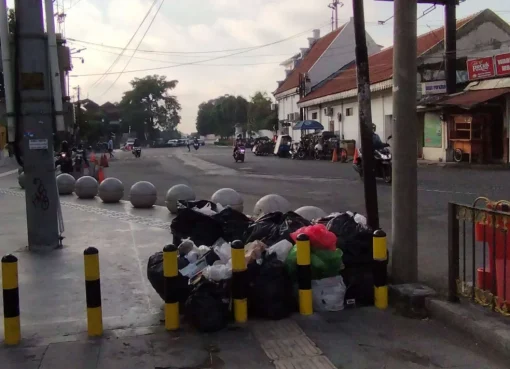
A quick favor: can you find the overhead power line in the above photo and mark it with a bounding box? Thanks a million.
[71,22,331,77]
[99,0,165,97]
[89,0,160,90]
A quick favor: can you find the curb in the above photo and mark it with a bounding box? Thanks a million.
[426,298,510,360]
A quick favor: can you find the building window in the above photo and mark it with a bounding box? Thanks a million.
[346,107,353,116]
[311,112,318,119]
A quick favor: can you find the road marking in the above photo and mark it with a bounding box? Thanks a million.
[0,169,18,178]
[418,187,477,195]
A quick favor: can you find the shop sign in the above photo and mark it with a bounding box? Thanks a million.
[467,57,495,80]
[421,80,447,95]
[495,53,510,76]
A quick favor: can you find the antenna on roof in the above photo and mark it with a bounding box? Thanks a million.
[328,1,343,31]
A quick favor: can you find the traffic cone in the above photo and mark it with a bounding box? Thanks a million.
[331,148,339,163]
[353,148,359,164]
[90,152,96,163]
[97,166,105,183]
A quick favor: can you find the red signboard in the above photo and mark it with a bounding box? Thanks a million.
[467,57,495,80]
[495,53,510,77]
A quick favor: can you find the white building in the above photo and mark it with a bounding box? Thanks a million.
[273,19,381,141]
[298,9,510,161]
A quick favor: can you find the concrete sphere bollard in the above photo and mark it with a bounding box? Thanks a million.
[75,176,99,199]
[57,173,76,195]
[253,194,291,218]
[130,181,157,208]
[211,188,244,213]
[18,171,25,189]
[295,206,327,221]
[165,184,195,214]
[98,177,124,203]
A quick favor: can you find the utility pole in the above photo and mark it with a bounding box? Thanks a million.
[391,0,418,283]
[352,0,379,230]
[444,0,457,94]
[328,1,343,31]
[16,0,61,250]
[74,85,81,142]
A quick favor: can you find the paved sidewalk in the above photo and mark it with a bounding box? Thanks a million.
[0,173,507,368]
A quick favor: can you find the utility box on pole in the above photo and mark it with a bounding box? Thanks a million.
[16,0,61,250]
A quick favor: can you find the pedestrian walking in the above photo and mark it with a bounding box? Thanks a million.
[187,139,191,152]
[108,137,114,159]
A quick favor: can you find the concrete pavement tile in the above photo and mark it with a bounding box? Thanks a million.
[151,332,211,368]
[96,336,155,369]
[39,341,100,369]
[0,346,47,369]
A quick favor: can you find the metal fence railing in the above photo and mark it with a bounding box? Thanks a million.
[448,200,510,316]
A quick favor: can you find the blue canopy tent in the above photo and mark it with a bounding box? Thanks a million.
[293,120,324,131]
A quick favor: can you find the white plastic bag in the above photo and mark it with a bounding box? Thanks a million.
[267,240,293,262]
[213,240,232,264]
[311,276,346,312]
[193,203,217,216]
[202,260,232,282]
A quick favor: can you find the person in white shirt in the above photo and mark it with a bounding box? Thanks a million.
[107,138,114,158]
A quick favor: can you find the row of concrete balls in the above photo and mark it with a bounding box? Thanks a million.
[19,172,327,218]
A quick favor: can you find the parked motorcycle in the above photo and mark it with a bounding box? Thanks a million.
[133,147,142,158]
[352,136,392,184]
[234,146,245,163]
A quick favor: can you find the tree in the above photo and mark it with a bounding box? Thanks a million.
[247,91,278,132]
[195,95,248,138]
[118,75,181,141]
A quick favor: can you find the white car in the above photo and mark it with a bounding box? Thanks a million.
[167,139,179,147]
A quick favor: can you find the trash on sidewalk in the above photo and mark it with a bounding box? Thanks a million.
[148,200,380,332]
[312,276,346,312]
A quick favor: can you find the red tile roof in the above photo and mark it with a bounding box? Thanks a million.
[274,26,345,95]
[299,15,476,103]
[439,88,510,108]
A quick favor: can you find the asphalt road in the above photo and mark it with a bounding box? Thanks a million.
[106,145,510,293]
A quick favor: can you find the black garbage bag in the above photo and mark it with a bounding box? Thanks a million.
[212,207,253,243]
[277,211,311,244]
[184,279,230,332]
[248,253,294,320]
[171,208,224,247]
[177,200,219,213]
[326,213,373,266]
[244,211,310,246]
[146,251,191,305]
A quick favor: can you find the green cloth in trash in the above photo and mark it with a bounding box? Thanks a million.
[285,245,344,281]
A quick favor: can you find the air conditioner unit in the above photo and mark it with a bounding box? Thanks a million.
[324,107,334,117]
[294,112,301,121]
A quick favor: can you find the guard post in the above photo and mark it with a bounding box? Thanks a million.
[296,234,313,315]
[84,247,103,336]
[2,254,20,345]
[163,244,179,331]
[373,229,388,309]
[231,240,247,323]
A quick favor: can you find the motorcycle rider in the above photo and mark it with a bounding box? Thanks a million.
[372,124,387,150]
[55,140,73,174]
[233,134,243,156]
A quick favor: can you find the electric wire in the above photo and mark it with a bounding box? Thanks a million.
[99,0,165,97]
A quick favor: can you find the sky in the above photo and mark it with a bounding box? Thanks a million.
[10,0,510,133]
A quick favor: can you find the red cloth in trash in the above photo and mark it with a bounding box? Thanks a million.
[290,224,337,251]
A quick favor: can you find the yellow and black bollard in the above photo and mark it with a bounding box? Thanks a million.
[231,240,247,323]
[2,254,20,345]
[84,247,103,336]
[163,244,179,331]
[373,229,388,309]
[296,234,313,315]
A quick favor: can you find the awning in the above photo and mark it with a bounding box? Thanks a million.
[438,88,510,109]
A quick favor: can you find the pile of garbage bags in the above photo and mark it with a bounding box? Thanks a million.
[147,200,374,332]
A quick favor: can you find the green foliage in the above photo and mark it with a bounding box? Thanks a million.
[196,91,276,137]
[118,75,181,141]
[196,94,248,138]
[247,91,278,132]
